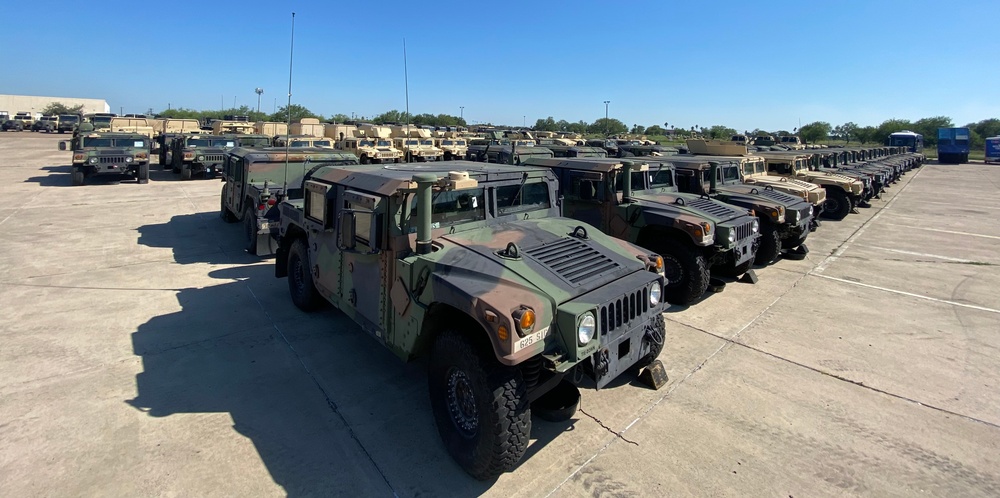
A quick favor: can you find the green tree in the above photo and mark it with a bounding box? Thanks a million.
[268,104,321,123]
[854,126,876,144]
[706,125,738,139]
[328,113,350,123]
[797,121,832,143]
[833,122,859,143]
[534,116,558,131]
[372,109,410,125]
[588,118,627,136]
[645,125,666,135]
[911,116,953,147]
[631,124,646,135]
[972,118,1000,141]
[873,119,913,145]
[566,120,588,135]
[41,102,85,115]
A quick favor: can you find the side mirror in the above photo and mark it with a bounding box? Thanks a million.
[338,212,356,250]
[58,141,67,151]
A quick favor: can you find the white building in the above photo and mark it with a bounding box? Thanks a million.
[0,94,110,117]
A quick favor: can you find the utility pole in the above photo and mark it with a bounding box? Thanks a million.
[460,106,464,119]
[255,88,263,114]
[603,100,610,137]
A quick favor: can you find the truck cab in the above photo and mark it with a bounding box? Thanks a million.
[220,147,359,255]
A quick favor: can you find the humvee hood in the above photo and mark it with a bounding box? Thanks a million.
[436,218,646,303]
[631,192,747,222]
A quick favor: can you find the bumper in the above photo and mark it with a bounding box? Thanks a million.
[252,218,280,256]
[76,163,142,176]
[590,313,664,389]
[189,162,223,175]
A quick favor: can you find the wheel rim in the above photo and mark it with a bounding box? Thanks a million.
[825,197,839,213]
[662,254,684,288]
[446,368,478,437]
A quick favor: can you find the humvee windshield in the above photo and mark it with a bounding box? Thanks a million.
[290,141,310,147]
[82,137,146,147]
[722,165,740,182]
[60,115,79,123]
[240,137,271,147]
[408,187,487,227]
[188,138,235,147]
[496,181,551,215]
[375,140,390,147]
[420,140,434,146]
[647,165,675,188]
[91,117,113,125]
[404,139,419,146]
[442,140,464,146]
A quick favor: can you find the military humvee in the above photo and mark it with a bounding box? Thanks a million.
[390,126,444,162]
[57,114,80,134]
[523,157,760,304]
[334,136,401,164]
[2,117,23,131]
[169,134,238,180]
[543,145,608,158]
[32,115,58,132]
[82,113,116,131]
[14,112,35,129]
[755,151,865,220]
[275,161,668,479]
[273,135,335,149]
[434,137,469,161]
[667,156,813,263]
[220,147,359,255]
[235,134,273,148]
[585,139,620,157]
[685,139,828,223]
[471,143,555,165]
[58,132,151,186]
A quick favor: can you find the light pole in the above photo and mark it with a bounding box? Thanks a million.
[523,115,526,128]
[255,88,264,114]
[460,106,464,120]
[603,100,610,137]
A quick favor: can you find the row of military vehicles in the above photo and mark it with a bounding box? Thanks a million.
[55,117,923,480]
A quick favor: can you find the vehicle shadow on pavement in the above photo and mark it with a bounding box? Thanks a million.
[136,212,257,266]
[125,263,568,496]
[25,164,149,187]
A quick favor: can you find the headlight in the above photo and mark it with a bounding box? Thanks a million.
[807,205,814,217]
[727,230,736,244]
[649,282,661,306]
[578,313,596,345]
[751,219,760,233]
[89,157,98,164]
[125,157,133,163]
[197,155,205,161]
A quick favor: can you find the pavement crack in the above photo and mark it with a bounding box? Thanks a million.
[578,407,638,446]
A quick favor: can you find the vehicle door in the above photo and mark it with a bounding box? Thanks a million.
[333,186,388,339]
[223,155,245,213]
[557,168,608,231]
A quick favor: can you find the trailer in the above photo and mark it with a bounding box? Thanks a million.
[986,136,1000,164]
[937,127,971,164]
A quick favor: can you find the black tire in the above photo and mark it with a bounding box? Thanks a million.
[220,188,238,223]
[428,329,530,480]
[71,169,85,186]
[754,221,781,265]
[821,188,851,220]
[244,207,258,256]
[137,163,149,184]
[781,232,808,250]
[633,313,665,370]
[180,167,192,181]
[287,238,322,311]
[360,154,370,165]
[656,238,709,305]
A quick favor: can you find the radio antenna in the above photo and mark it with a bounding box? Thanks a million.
[283,12,296,192]
[403,38,410,162]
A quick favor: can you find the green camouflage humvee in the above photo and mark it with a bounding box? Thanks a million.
[220,147,359,255]
[59,132,151,186]
[523,157,760,304]
[275,161,668,479]
[666,155,814,263]
[169,134,238,180]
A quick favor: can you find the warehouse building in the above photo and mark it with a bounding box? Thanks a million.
[0,94,109,117]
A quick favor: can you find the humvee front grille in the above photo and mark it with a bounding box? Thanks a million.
[523,238,620,285]
[685,197,738,218]
[99,156,127,164]
[599,287,650,337]
[734,220,754,241]
[201,154,225,163]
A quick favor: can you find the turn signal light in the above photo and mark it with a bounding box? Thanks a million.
[497,325,509,341]
[512,307,535,335]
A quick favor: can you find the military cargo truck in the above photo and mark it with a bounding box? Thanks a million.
[221,147,359,255]
[275,161,668,479]
[273,135,334,148]
[58,132,151,186]
[685,139,827,224]
[169,134,238,179]
[667,156,813,263]
[523,157,760,304]
[756,151,864,220]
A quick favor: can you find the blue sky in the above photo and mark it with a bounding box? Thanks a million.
[3,0,997,131]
